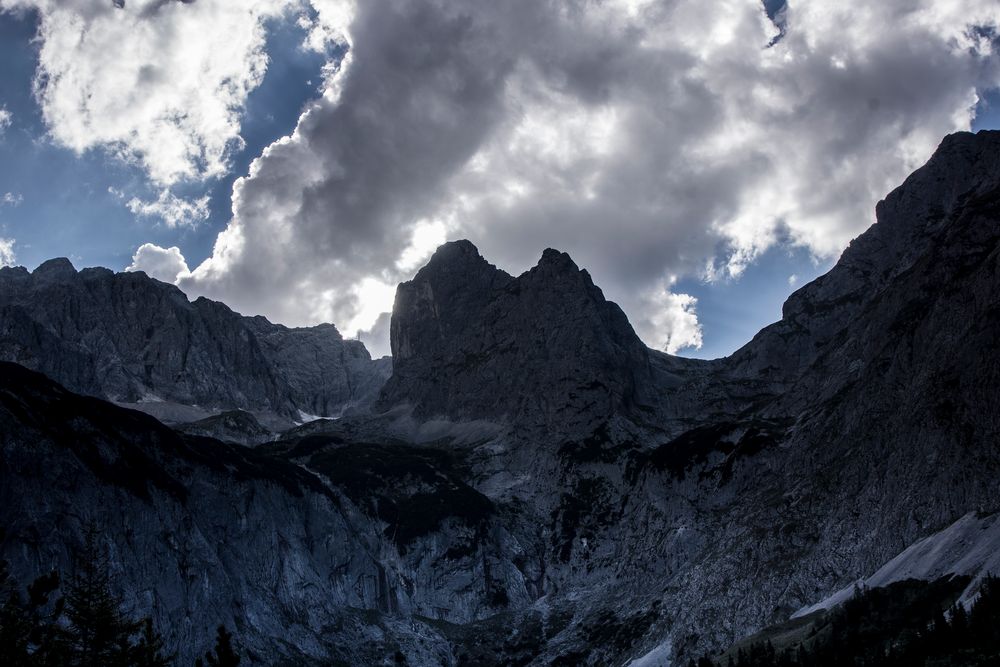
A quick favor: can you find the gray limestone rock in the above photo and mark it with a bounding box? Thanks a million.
[0,264,391,421]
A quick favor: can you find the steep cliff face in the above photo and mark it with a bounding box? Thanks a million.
[0,363,537,665]
[605,132,1000,660]
[0,265,390,422]
[730,130,1000,387]
[244,318,393,419]
[380,240,669,431]
[1,131,999,666]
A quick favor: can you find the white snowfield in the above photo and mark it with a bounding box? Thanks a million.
[626,639,673,667]
[793,511,1000,619]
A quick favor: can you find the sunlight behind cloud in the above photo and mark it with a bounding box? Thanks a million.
[345,277,396,335]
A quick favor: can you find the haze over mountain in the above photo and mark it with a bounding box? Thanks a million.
[1,131,999,665]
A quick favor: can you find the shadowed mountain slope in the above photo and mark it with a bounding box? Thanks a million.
[0,263,391,423]
[1,131,999,665]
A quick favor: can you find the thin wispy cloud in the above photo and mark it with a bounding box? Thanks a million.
[110,188,210,228]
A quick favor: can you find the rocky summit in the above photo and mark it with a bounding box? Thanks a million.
[1,130,999,665]
[380,239,673,432]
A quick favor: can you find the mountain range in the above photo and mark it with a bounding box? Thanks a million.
[1,129,999,665]
[0,260,391,428]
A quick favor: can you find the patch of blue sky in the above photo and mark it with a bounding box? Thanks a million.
[674,244,834,360]
[187,11,340,269]
[973,87,1000,132]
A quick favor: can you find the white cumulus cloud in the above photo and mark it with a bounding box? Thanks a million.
[0,107,11,136]
[0,0,327,185]
[633,288,704,355]
[126,242,190,283]
[357,311,392,359]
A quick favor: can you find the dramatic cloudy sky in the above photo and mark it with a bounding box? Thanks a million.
[1,0,999,359]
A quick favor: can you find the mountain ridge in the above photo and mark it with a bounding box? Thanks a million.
[0,259,391,425]
[1,130,999,665]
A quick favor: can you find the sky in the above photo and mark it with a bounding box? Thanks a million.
[0,1,998,360]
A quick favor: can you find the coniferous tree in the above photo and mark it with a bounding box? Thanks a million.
[2,528,178,667]
[0,554,66,666]
[62,526,139,667]
[200,625,240,667]
[949,600,968,637]
[0,554,32,665]
[133,617,173,667]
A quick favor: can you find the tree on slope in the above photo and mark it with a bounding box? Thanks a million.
[196,624,241,667]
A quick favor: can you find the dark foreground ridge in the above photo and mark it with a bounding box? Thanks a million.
[1,130,999,665]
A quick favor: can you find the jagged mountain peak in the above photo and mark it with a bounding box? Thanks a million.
[423,238,483,264]
[536,247,577,270]
[414,240,588,290]
[381,239,655,427]
[410,239,508,287]
[792,130,1000,311]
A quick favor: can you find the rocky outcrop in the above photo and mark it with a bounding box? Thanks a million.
[174,410,275,446]
[729,130,1000,387]
[0,264,391,422]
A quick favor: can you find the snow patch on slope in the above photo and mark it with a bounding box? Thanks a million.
[793,511,1000,618]
[627,639,673,667]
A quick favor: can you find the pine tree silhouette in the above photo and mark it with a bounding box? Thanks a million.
[1,540,176,667]
[133,617,173,667]
[0,533,67,667]
[199,625,240,667]
[62,526,139,667]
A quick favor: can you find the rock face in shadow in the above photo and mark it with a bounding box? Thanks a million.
[0,265,391,422]
[380,240,663,430]
[730,130,1000,387]
[0,362,536,665]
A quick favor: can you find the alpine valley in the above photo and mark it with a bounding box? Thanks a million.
[2,130,1000,665]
